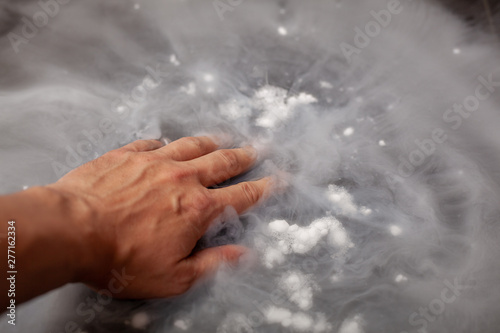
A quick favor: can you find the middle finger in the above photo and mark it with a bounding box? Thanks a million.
[187,146,257,187]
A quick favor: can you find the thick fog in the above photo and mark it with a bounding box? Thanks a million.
[1,0,500,332]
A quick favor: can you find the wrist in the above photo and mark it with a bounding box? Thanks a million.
[40,185,114,285]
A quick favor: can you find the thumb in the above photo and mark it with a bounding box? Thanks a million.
[187,245,248,278]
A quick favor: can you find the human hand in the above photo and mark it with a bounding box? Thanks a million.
[47,136,273,299]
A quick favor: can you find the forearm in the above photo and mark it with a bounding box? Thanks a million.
[0,186,96,309]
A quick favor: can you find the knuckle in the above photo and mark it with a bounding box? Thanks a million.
[183,137,203,151]
[241,182,261,205]
[136,139,149,146]
[167,145,182,158]
[181,189,214,219]
[218,150,240,172]
[169,165,197,182]
[190,189,214,211]
[138,139,158,150]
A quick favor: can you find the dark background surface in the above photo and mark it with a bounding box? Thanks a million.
[438,0,500,33]
[0,0,500,36]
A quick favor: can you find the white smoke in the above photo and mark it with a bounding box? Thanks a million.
[1,0,500,332]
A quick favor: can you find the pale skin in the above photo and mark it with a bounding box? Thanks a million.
[0,136,273,309]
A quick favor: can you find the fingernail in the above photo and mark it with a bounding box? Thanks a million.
[243,145,258,159]
[269,173,290,193]
[252,141,271,160]
[241,139,270,160]
[215,134,234,148]
[238,250,257,267]
[210,133,234,148]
